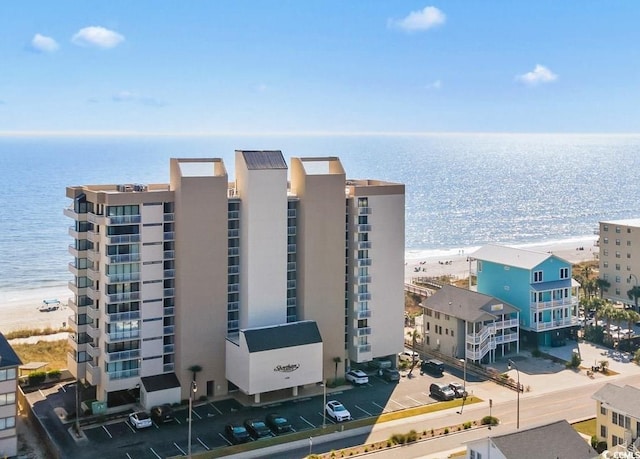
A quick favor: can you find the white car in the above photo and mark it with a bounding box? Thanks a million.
[345,369,369,385]
[129,411,152,429]
[399,349,420,362]
[325,400,351,422]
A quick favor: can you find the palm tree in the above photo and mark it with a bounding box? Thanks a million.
[574,274,586,298]
[596,278,611,299]
[332,356,342,384]
[600,301,615,344]
[581,265,593,281]
[627,285,640,312]
[406,329,421,377]
[188,364,202,382]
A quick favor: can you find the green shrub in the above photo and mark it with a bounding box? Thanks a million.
[463,421,472,429]
[390,433,406,445]
[444,427,449,434]
[386,440,392,448]
[47,369,62,379]
[482,415,499,426]
[406,430,418,442]
[566,352,582,368]
[28,371,47,386]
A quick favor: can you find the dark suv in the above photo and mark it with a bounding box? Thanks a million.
[150,404,174,424]
[381,368,400,382]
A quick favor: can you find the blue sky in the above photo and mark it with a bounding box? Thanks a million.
[1,1,639,134]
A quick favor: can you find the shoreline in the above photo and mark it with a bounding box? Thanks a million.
[0,235,599,334]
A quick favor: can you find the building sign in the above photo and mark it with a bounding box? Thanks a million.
[491,303,504,311]
[274,364,300,373]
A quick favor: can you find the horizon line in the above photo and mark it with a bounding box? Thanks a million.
[1,130,640,138]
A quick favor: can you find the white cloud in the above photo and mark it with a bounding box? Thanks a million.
[388,6,446,32]
[31,34,59,53]
[516,65,558,86]
[112,91,165,107]
[72,26,124,49]
[426,80,442,90]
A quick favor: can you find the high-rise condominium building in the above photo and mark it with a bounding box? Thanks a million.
[65,152,405,406]
[598,218,640,307]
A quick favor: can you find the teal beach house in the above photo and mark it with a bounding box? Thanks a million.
[472,245,580,347]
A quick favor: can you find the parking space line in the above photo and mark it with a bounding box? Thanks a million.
[372,401,388,413]
[59,384,67,392]
[174,417,182,425]
[102,425,113,439]
[149,448,162,459]
[197,437,210,450]
[319,413,336,424]
[126,453,133,459]
[389,399,407,409]
[218,432,232,445]
[125,421,136,433]
[406,395,423,406]
[355,405,372,416]
[209,403,222,415]
[299,416,316,428]
[192,410,202,419]
[375,377,389,385]
[173,442,186,456]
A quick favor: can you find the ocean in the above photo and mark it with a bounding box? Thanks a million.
[1,133,639,301]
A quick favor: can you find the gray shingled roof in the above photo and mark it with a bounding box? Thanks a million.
[592,383,640,419]
[243,321,322,353]
[141,373,181,393]
[473,244,568,270]
[0,333,22,368]
[240,150,287,170]
[491,420,598,459]
[423,285,519,322]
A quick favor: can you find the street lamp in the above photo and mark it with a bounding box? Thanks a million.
[188,380,198,458]
[321,378,327,429]
[507,359,520,429]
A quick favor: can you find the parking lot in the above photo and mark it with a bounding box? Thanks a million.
[33,363,485,459]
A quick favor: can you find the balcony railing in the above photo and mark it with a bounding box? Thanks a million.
[108,253,141,264]
[358,207,372,215]
[357,293,371,301]
[358,258,372,267]
[108,215,141,225]
[108,234,141,244]
[107,368,140,380]
[104,349,140,363]
[466,338,497,361]
[107,311,141,322]
[106,330,140,342]
[532,317,579,331]
[358,241,372,250]
[358,224,372,232]
[466,325,496,345]
[108,272,140,283]
[164,231,175,241]
[357,327,372,336]
[357,309,372,319]
[164,250,175,259]
[357,344,372,353]
[495,332,519,344]
[530,297,577,310]
[495,318,519,329]
[108,292,140,303]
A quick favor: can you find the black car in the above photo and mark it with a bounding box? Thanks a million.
[381,368,400,382]
[244,419,271,439]
[265,413,293,435]
[224,424,250,444]
[150,404,174,424]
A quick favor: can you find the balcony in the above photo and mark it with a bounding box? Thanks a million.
[356,327,372,336]
[86,304,100,321]
[228,247,239,256]
[87,287,101,301]
[67,280,87,297]
[358,207,372,215]
[531,317,579,332]
[466,324,496,345]
[358,224,372,232]
[227,229,239,238]
[68,262,82,278]
[107,310,140,322]
[358,258,372,267]
[67,297,79,314]
[105,330,140,343]
[64,207,86,220]
[494,318,519,329]
[164,250,175,259]
[287,244,297,253]
[163,344,175,354]
[86,361,101,385]
[108,215,141,225]
[104,349,140,363]
[68,226,81,239]
[495,332,519,344]
[87,342,100,358]
[358,275,372,284]
[67,244,86,258]
[163,288,175,297]
[108,253,141,264]
[164,231,175,241]
[86,266,100,282]
[358,241,372,250]
[466,338,496,361]
[164,269,175,278]
[108,234,141,245]
[86,250,100,262]
[287,280,296,289]
[352,344,372,363]
[108,291,140,303]
[86,323,101,339]
[357,293,371,301]
[164,213,175,222]
[86,230,100,243]
[87,213,106,225]
[357,309,372,319]
[530,298,577,310]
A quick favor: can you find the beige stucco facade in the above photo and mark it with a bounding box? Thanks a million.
[598,219,640,306]
[65,152,405,407]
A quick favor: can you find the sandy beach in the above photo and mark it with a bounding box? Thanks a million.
[0,237,599,335]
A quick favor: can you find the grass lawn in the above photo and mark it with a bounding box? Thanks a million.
[573,418,596,438]
[11,339,68,371]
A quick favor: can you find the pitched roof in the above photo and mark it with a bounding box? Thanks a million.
[243,321,322,353]
[141,373,181,393]
[423,284,519,322]
[490,420,598,459]
[239,150,287,170]
[592,383,640,418]
[0,333,22,368]
[473,244,569,270]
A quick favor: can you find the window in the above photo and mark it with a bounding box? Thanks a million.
[600,405,607,415]
[616,251,621,258]
[435,312,441,319]
[604,262,609,268]
[603,237,609,244]
[628,240,632,246]
[616,264,621,271]
[613,435,620,446]
[616,239,621,246]
[616,227,621,233]
[425,309,432,317]
[560,267,569,279]
[477,261,482,272]
[615,276,621,283]
[533,271,543,282]
[612,412,618,425]
[600,425,607,438]
[603,225,609,232]
[0,416,16,431]
[0,368,16,381]
[0,393,16,406]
